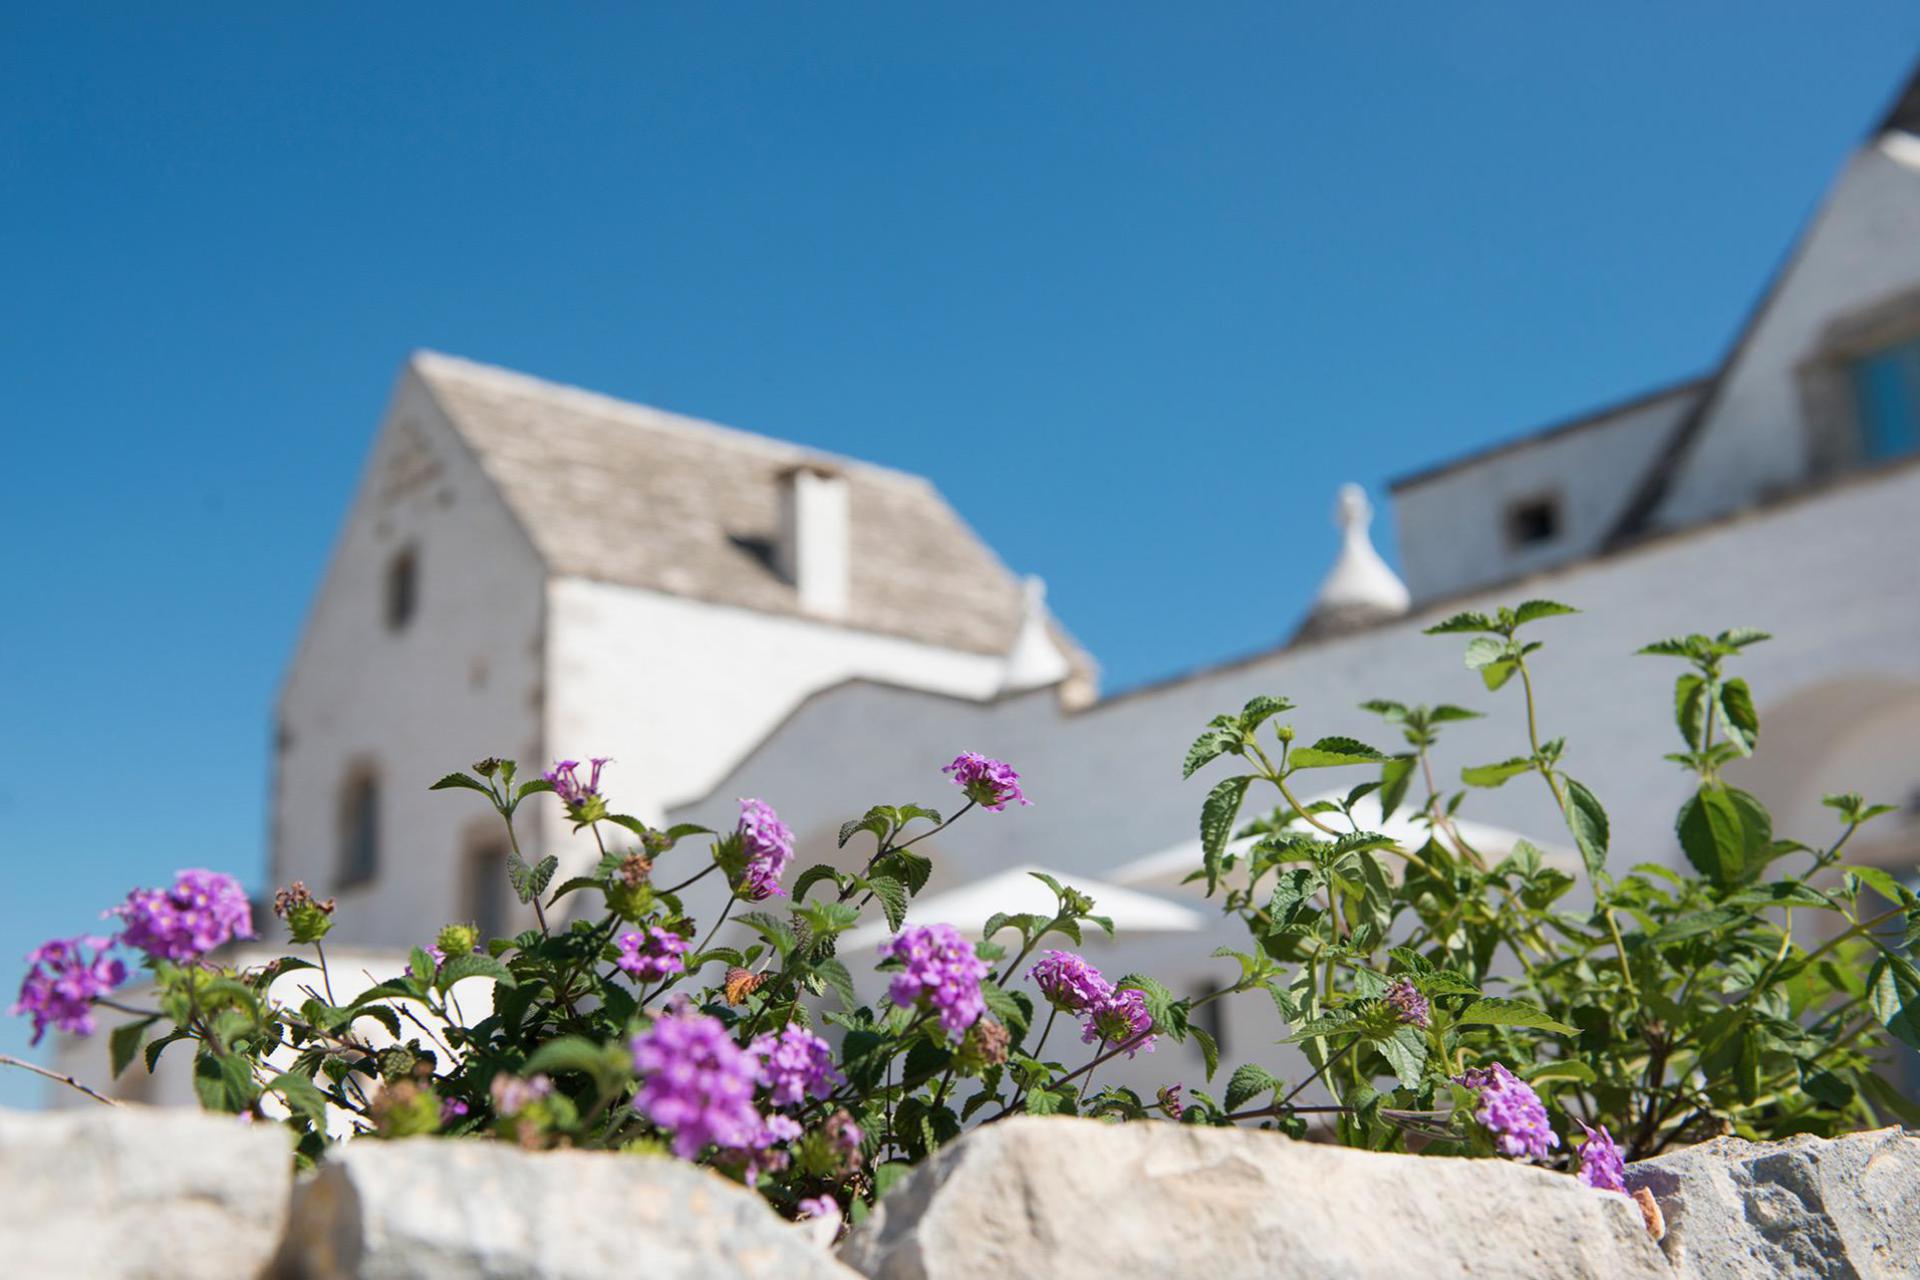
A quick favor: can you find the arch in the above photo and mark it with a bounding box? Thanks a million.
[337,763,382,890]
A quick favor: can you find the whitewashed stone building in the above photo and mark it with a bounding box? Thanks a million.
[56,65,1920,1105]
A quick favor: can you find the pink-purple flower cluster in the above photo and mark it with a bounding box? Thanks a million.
[630,1009,765,1159]
[750,1024,844,1107]
[1030,950,1110,1013]
[544,757,610,812]
[736,798,795,901]
[1454,1062,1559,1161]
[111,869,255,963]
[615,925,688,982]
[797,1194,840,1220]
[1385,977,1431,1029]
[1575,1121,1627,1194]
[1081,986,1157,1057]
[942,752,1030,812]
[10,936,126,1044]
[879,923,989,1038]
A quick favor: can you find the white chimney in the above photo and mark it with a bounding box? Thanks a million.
[776,464,851,618]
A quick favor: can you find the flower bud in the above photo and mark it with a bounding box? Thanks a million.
[953,1017,1010,1076]
[272,882,336,945]
[370,1080,440,1138]
[435,923,480,958]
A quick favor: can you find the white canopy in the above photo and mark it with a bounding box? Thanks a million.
[1107,789,1572,897]
[839,863,1208,951]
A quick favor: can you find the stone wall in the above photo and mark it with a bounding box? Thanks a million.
[4,1106,1913,1278]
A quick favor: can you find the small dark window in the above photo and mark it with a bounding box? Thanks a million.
[385,548,418,632]
[1190,982,1227,1058]
[466,842,511,941]
[1505,496,1561,549]
[1849,336,1920,462]
[339,772,380,888]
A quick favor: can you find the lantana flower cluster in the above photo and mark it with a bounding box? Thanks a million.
[879,922,990,1038]
[736,798,795,901]
[943,752,1030,812]
[1028,949,1157,1056]
[1454,1062,1559,1161]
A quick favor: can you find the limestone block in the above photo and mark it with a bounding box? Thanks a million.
[269,1137,860,1279]
[840,1116,1667,1280]
[1627,1126,1920,1278]
[0,1104,293,1279]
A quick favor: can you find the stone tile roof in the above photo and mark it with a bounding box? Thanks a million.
[411,352,1027,656]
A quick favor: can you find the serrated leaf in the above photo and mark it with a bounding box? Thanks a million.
[1677,783,1770,889]
[838,809,890,850]
[267,1070,330,1123]
[1512,599,1578,626]
[1462,635,1509,670]
[1561,777,1609,880]
[1375,1025,1428,1089]
[791,863,842,902]
[1719,677,1759,756]
[1456,997,1575,1034]
[1225,1062,1280,1112]
[1869,954,1920,1053]
[437,951,518,990]
[1191,1024,1220,1080]
[1183,716,1243,780]
[1238,696,1295,734]
[1266,867,1321,933]
[429,772,494,795]
[1201,776,1253,890]
[814,957,857,1008]
[1424,611,1496,635]
[866,875,910,931]
[1378,755,1414,823]
[1288,737,1386,769]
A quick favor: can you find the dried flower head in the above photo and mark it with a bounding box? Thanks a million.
[619,853,654,888]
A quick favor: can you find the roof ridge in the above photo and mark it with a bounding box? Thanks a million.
[408,350,935,491]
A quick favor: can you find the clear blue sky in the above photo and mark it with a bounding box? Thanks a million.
[3,5,1916,1103]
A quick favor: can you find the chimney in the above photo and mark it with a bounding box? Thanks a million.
[776,464,851,618]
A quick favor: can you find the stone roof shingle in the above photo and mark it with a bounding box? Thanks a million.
[412,352,1027,656]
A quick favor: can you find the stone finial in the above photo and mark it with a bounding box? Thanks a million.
[1000,575,1072,694]
[1292,483,1412,644]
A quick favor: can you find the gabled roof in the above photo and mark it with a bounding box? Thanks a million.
[411,352,1028,656]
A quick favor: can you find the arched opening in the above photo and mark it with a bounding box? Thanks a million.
[338,767,381,889]
[384,546,418,632]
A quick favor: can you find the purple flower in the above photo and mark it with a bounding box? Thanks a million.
[616,925,688,982]
[1576,1121,1628,1194]
[111,870,254,963]
[490,1073,553,1118]
[1386,977,1431,1029]
[736,798,794,901]
[10,936,126,1044]
[879,923,989,1039]
[440,1097,471,1126]
[630,1009,764,1159]
[824,1109,864,1161]
[750,1024,844,1107]
[545,757,611,811]
[943,752,1030,812]
[1158,1083,1185,1120]
[1080,986,1156,1057]
[797,1195,839,1220]
[1454,1062,1559,1161]
[425,945,447,966]
[1029,950,1112,1013]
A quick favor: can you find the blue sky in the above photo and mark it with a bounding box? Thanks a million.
[3,5,1917,1104]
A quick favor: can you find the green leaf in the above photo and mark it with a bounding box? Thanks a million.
[1648,906,1748,946]
[437,951,518,990]
[109,1017,157,1079]
[144,1030,188,1073]
[1460,757,1532,788]
[1429,704,1483,723]
[1183,716,1243,780]
[813,957,857,1008]
[1424,611,1496,635]
[546,875,604,903]
[1675,673,1709,751]
[1225,1062,1280,1112]
[429,771,494,796]
[1377,755,1415,823]
[267,1071,331,1124]
[1462,635,1509,670]
[1375,1025,1428,1090]
[524,1036,623,1081]
[1869,954,1920,1053]
[1561,777,1610,880]
[791,863,842,902]
[865,875,910,931]
[1200,775,1253,889]
[838,809,890,850]
[1190,1025,1220,1081]
[515,778,556,802]
[795,899,862,939]
[1455,997,1575,1035]
[192,1050,258,1114]
[1521,1060,1596,1085]
[1719,677,1760,756]
[527,855,559,900]
[1846,865,1917,907]
[1676,783,1771,889]
[1288,737,1386,769]
[1512,600,1578,626]
[1266,868,1322,932]
[1238,696,1295,734]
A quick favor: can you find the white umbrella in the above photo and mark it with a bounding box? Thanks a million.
[1107,790,1573,897]
[839,863,1207,951]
